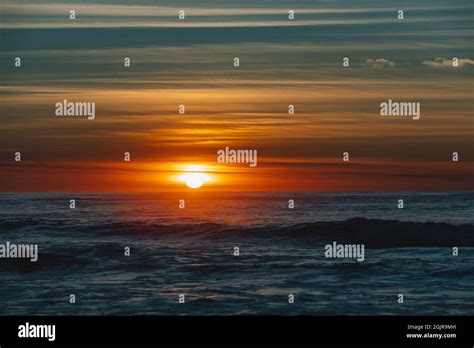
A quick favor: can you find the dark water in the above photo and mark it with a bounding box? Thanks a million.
[0,192,473,315]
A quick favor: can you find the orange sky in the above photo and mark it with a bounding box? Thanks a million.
[0,85,473,192]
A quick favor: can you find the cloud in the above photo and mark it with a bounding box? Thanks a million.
[362,58,397,68]
[0,2,442,29]
[423,57,474,68]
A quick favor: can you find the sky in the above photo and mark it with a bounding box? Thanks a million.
[0,0,473,192]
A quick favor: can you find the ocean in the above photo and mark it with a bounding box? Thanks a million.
[0,192,473,315]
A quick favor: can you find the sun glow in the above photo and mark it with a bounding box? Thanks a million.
[177,165,211,189]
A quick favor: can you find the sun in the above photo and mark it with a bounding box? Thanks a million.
[179,172,209,189]
[177,165,211,189]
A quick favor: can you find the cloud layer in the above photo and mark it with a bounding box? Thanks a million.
[423,57,474,68]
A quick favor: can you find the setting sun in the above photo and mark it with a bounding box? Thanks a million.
[177,165,211,189]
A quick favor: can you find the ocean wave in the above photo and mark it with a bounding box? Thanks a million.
[248,217,474,248]
[167,217,474,248]
[1,216,473,248]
